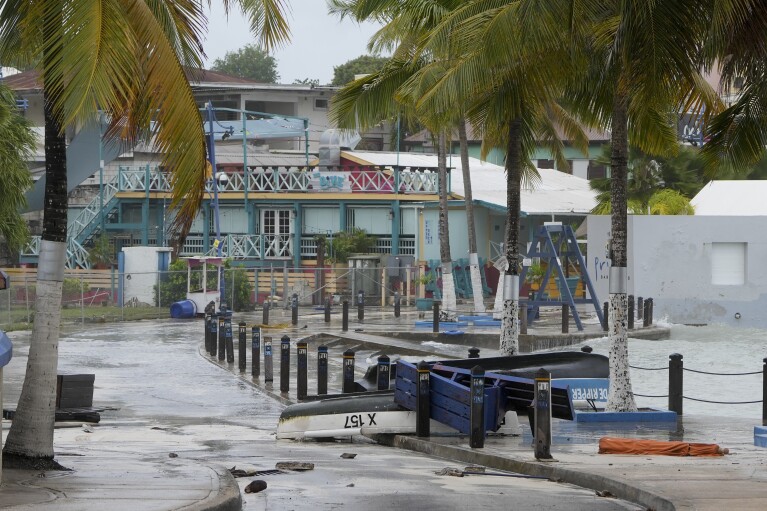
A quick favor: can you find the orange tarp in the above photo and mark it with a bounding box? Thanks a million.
[598,437,725,457]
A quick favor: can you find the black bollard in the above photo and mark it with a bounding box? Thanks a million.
[637,296,644,320]
[432,301,440,333]
[416,361,431,438]
[251,326,261,377]
[342,349,355,394]
[649,298,654,325]
[218,315,226,361]
[225,317,234,364]
[534,368,553,460]
[357,290,365,322]
[394,291,400,318]
[763,358,767,426]
[238,321,247,372]
[669,353,683,415]
[603,301,609,331]
[470,365,485,449]
[520,302,528,335]
[297,341,308,400]
[324,296,331,323]
[280,335,290,393]
[204,313,211,354]
[561,303,569,334]
[291,293,298,326]
[262,301,270,325]
[342,300,349,332]
[468,347,480,359]
[377,354,391,391]
[317,346,328,395]
[208,314,218,356]
[628,295,635,330]
[581,345,593,353]
[263,337,273,383]
[643,300,651,327]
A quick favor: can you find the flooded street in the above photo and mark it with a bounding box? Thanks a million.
[3,320,640,510]
[580,322,767,418]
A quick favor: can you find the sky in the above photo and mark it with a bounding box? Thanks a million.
[205,2,383,84]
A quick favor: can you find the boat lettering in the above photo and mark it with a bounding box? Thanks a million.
[571,387,608,401]
[343,413,377,428]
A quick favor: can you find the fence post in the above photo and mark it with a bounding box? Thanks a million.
[238,321,247,371]
[377,354,390,391]
[468,347,480,359]
[342,349,355,394]
[342,300,349,332]
[357,290,364,322]
[669,353,683,416]
[80,275,85,325]
[394,291,400,318]
[643,300,651,327]
[297,341,308,400]
[603,301,609,331]
[637,296,644,320]
[470,365,485,448]
[204,312,212,354]
[649,298,654,325]
[291,293,298,326]
[262,301,270,325]
[263,337,273,383]
[561,303,569,334]
[324,296,331,323]
[218,315,226,361]
[280,335,290,393]
[317,345,328,395]
[251,326,260,377]
[534,368,553,460]
[520,302,528,335]
[416,361,431,438]
[432,301,440,333]
[763,358,767,426]
[405,266,411,306]
[628,295,634,330]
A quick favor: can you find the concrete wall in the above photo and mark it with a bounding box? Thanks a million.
[587,215,767,328]
[122,247,172,306]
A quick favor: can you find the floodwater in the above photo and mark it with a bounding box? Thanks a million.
[581,322,767,418]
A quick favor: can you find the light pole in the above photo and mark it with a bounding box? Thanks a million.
[206,102,226,309]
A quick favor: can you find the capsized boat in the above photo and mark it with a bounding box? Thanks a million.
[277,351,609,440]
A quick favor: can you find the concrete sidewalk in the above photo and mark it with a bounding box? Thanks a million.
[0,446,241,511]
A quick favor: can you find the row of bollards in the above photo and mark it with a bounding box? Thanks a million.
[601,295,654,331]
[204,314,398,397]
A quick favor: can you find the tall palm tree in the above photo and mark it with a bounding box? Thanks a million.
[0,84,36,252]
[563,0,718,411]
[1,0,289,469]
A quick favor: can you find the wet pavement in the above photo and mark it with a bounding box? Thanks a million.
[2,315,642,510]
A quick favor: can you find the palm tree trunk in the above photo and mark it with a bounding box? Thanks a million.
[605,93,637,412]
[500,118,522,355]
[458,119,485,313]
[3,90,68,468]
[437,131,456,320]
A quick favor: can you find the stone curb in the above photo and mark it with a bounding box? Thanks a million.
[181,464,242,511]
[372,434,676,511]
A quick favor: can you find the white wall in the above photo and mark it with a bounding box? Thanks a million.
[122,247,172,306]
[587,215,767,327]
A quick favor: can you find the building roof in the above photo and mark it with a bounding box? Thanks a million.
[344,150,597,215]
[404,124,610,145]
[691,180,767,215]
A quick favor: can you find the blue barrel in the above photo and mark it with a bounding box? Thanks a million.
[170,299,197,319]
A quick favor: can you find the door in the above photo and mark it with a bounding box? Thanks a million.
[262,209,293,258]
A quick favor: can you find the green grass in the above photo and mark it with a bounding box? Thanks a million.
[0,305,170,332]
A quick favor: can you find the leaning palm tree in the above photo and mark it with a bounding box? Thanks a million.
[0,84,36,252]
[1,0,289,469]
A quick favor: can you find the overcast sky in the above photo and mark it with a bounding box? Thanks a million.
[204,3,382,84]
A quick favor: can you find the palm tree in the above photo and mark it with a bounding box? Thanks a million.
[329,0,466,320]
[563,0,718,411]
[0,84,36,253]
[1,0,289,469]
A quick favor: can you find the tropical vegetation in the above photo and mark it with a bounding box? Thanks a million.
[211,44,280,83]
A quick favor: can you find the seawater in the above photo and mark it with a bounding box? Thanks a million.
[580,322,767,419]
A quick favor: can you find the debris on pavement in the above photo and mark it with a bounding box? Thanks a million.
[434,467,464,477]
[276,462,315,471]
[244,480,267,494]
[340,453,357,459]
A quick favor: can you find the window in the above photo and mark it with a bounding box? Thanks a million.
[587,162,608,180]
[314,98,328,110]
[711,242,746,285]
[537,159,555,169]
